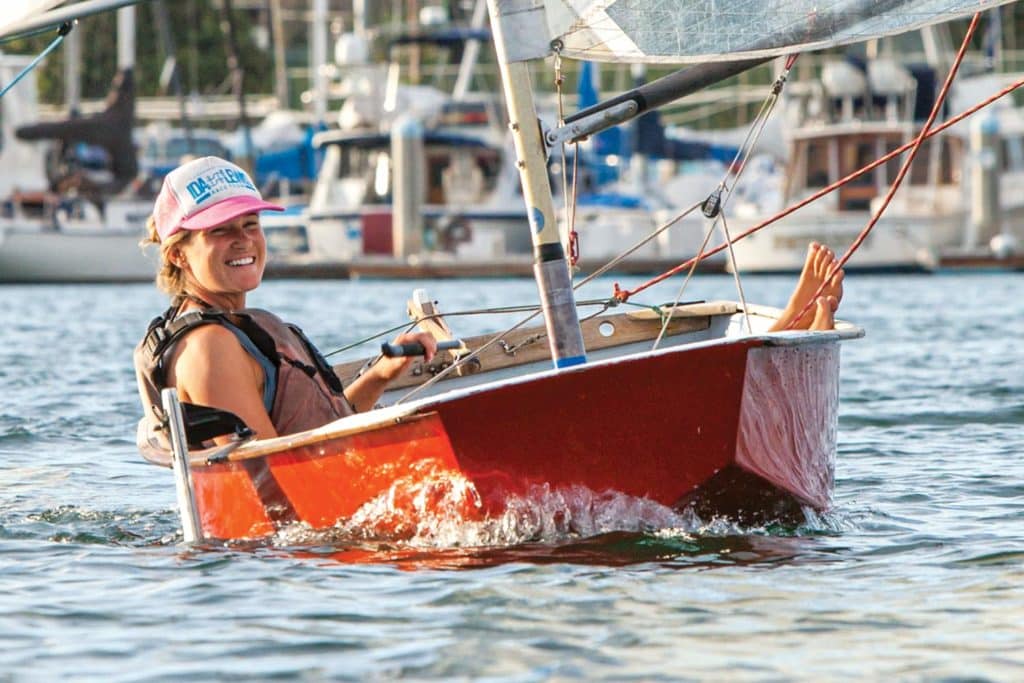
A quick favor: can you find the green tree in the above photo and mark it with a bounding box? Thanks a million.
[5,2,273,106]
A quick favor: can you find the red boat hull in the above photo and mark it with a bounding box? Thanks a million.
[189,337,839,540]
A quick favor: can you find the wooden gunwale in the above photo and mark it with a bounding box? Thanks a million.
[332,301,741,390]
[162,303,861,468]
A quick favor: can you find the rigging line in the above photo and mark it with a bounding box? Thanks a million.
[568,140,580,267]
[720,212,753,334]
[649,58,796,347]
[651,209,717,350]
[708,90,786,334]
[578,200,704,288]
[711,56,794,203]
[0,22,73,99]
[553,47,573,253]
[324,298,616,358]
[697,60,792,332]
[617,68,1024,303]
[784,11,983,330]
[394,308,544,404]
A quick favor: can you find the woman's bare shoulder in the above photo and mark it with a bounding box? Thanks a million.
[168,323,250,371]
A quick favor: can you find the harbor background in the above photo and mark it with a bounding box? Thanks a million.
[0,271,1021,680]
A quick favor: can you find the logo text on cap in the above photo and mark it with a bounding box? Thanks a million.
[185,167,256,206]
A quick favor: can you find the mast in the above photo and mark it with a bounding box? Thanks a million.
[219,0,254,168]
[268,0,289,107]
[63,19,81,112]
[452,0,486,100]
[486,0,586,368]
[153,0,193,151]
[311,0,328,125]
[116,4,135,71]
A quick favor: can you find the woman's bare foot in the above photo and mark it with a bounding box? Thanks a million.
[809,295,838,331]
[769,242,845,331]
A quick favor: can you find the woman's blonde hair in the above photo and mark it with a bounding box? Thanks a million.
[141,215,192,298]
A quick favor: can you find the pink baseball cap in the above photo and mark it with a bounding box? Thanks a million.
[152,156,283,241]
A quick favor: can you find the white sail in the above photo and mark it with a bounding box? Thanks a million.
[491,0,1017,64]
[0,1,66,38]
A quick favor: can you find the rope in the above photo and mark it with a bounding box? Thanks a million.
[568,145,580,266]
[720,212,753,333]
[324,298,620,358]
[584,200,704,287]
[552,47,572,261]
[652,211,717,349]
[783,12,982,329]
[648,54,797,343]
[392,285,626,404]
[0,22,74,99]
[617,62,1024,304]
[704,54,796,219]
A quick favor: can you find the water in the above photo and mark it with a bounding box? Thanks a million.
[1,272,1022,681]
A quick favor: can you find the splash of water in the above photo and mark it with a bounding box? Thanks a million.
[271,474,716,550]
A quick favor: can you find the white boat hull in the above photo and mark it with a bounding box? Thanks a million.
[726,210,942,273]
[0,226,157,283]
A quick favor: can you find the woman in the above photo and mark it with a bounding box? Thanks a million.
[134,156,436,445]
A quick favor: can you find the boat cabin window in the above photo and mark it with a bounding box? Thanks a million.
[837,135,881,211]
[334,144,392,203]
[332,142,500,205]
[1002,135,1024,172]
[885,141,902,186]
[909,137,960,186]
[804,140,829,188]
[426,147,500,205]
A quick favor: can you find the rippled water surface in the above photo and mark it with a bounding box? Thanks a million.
[1,272,1022,681]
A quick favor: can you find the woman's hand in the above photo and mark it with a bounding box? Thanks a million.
[344,332,438,412]
[370,331,438,382]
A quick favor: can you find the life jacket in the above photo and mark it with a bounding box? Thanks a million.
[134,304,355,447]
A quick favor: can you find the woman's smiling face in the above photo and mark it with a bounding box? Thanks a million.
[176,213,266,309]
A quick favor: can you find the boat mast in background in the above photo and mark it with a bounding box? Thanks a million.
[452,0,487,101]
[310,0,329,126]
[268,0,289,107]
[63,17,81,112]
[116,3,134,72]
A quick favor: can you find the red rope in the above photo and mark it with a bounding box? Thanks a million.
[783,12,981,328]
[616,15,1022,304]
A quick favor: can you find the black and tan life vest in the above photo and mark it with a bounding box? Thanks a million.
[134,304,355,445]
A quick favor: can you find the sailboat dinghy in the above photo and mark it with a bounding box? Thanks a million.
[9,0,1015,543]
[139,298,862,540]
[139,0,1014,542]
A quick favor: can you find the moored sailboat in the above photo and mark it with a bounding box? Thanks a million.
[0,11,156,284]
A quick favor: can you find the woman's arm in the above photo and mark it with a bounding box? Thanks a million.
[344,331,438,412]
[167,324,279,441]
